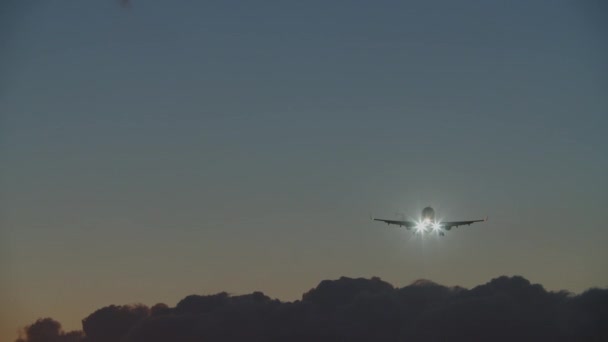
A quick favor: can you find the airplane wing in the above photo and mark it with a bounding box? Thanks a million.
[439,218,487,230]
[372,218,417,229]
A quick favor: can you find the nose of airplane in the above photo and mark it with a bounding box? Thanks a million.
[422,206,435,221]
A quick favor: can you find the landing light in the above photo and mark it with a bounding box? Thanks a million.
[415,221,426,233]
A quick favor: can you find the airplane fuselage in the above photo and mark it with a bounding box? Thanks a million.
[421,206,436,222]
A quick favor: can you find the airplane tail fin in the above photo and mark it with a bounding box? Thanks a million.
[485,216,489,222]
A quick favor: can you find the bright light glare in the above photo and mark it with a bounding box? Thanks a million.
[414,219,443,236]
[415,221,426,233]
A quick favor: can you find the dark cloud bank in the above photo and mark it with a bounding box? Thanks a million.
[16,276,608,342]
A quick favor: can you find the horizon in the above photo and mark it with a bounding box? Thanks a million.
[13,274,608,341]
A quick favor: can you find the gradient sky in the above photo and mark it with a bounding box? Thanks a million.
[1,0,607,339]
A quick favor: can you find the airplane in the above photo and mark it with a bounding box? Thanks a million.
[371,206,487,236]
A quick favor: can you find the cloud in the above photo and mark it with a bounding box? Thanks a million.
[15,318,83,342]
[81,304,149,342]
[15,276,608,341]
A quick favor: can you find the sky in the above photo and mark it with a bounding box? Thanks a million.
[1,0,607,339]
